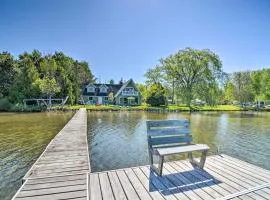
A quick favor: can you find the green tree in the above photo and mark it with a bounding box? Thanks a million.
[109,79,115,84]
[108,92,114,104]
[36,77,60,107]
[0,52,16,97]
[156,47,223,108]
[52,52,95,104]
[119,78,124,84]
[10,53,40,103]
[231,71,254,104]
[146,83,167,106]
[223,80,235,104]
[260,69,270,100]
[144,66,164,85]
[136,83,147,103]
[251,70,263,101]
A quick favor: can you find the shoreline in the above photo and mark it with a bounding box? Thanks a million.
[50,105,270,113]
[2,104,270,113]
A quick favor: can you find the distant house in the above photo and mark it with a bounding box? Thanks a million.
[82,79,141,105]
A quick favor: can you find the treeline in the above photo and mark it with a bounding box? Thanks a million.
[0,50,94,111]
[141,47,270,107]
[223,69,270,104]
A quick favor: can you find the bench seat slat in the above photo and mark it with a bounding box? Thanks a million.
[148,128,190,137]
[156,144,209,156]
[149,135,192,146]
[147,120,189,128]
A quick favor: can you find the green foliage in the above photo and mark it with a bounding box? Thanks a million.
[260,69,270,100]
[0,52,16,97]
[57,104,244,112]
[146,83,167,106]
[223,81,235,104]
[37,77,60,97]
[223,69,270,104]
[9,104,47,112]
[144,67,164,85]
[109,79,115,84]
[0,98,12,111]
[136,83,147,103]
[0,50,95,106]
[146,47,223,108]
[251,70,262,100]
[231,71,254,103]
[108,92,114,104]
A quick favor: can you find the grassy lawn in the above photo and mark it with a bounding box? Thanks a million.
[53,104,248,112]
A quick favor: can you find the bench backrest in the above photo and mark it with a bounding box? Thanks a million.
[146,119,191,148]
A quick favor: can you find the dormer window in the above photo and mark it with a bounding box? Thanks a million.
[100,87,107,93]
[87,87,95,92]
[99,85,108,93]
[87,84,96,93]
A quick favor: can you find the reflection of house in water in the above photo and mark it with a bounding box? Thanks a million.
[82,79,141,105]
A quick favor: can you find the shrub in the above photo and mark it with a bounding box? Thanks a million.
[0,98,12,111]
[146,83,167,106]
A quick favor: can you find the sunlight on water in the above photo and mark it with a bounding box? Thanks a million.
[0,112,74,200]
[88,111,270,172]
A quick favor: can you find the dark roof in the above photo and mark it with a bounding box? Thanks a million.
[82,79,139,97]
[82,83,123,96]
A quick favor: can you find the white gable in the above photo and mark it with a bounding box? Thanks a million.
[86,84,96,92]
[99,84,108,93]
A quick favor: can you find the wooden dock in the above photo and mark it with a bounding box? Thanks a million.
[12,108,270,200]
[12,108,90,200]
[88,154,270,200]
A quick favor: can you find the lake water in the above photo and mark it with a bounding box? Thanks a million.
[1,111,270,200]
[88,111,270,172]
[0,112,74,200]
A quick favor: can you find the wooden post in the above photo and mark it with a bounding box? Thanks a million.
[158,156,164,176]
[199,151,207,169]
[188,152,193,163]
[148,145,153,166]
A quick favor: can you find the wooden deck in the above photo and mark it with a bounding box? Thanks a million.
[88,154,270,200]
[12,108,90,200]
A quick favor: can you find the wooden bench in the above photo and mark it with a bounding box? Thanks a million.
[146,119,209,176]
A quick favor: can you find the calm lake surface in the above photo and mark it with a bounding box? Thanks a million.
[0,112,74,200]
[88,111,270,172]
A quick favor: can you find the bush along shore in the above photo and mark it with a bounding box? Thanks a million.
[51,104,270,112]
[2,102,270,113]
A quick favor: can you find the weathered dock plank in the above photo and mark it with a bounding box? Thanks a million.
[12,108,89,200]
[88,155,270,200]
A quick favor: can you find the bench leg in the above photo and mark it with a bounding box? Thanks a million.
[189,150,208,169]
[158,155,164,176]
[148,146,154,166]
[188,152,193,163]
[149,155,164,176]
[199,151,207,169]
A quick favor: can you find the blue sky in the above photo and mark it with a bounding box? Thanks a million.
[1,0,270,83]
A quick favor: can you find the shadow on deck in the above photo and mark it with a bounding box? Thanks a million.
[148,168,221,195]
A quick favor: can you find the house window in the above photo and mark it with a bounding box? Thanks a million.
[100,87,107,93]
[87,87,95,92]
[104,97,108,100]
[89,97,93,100]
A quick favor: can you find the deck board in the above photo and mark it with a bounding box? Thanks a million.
[12,108,89,200]
[107,171,127,200]
[88,155,270,200]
